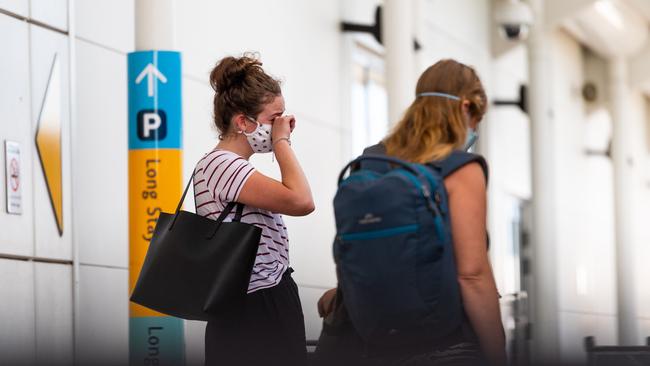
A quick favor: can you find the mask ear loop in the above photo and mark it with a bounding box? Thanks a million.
[271,122,276,163]
[416,92,461,101]
[242,116,263,137]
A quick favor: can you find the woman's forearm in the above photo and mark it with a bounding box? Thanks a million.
[458,275,506,366]
[273,141,314,212]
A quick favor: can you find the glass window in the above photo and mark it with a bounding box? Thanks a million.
[350,43,388,157]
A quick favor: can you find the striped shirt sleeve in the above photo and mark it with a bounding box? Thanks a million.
[204,152,256,203]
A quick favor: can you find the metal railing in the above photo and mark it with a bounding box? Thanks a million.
[585,336,650,366]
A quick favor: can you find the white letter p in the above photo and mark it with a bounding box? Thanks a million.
[142,113,162,138]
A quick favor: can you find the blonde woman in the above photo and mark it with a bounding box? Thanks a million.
[315,59,506,366]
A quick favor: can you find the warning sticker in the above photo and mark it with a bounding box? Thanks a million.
[5,141,22,215]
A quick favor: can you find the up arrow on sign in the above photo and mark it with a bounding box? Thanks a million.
[135,63,168,97]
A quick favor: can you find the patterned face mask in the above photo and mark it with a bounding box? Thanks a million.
[243,117,273,154]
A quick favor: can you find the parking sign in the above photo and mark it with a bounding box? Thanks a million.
[128,50,184,365]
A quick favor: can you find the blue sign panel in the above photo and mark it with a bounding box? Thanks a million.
[129,317,185,366]
[127,49,185,366]
[128,51,182,150]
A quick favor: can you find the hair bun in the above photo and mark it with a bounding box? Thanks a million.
[209,54,261,93]
[208,53,281,138]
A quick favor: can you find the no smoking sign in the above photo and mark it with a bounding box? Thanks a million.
[5,141,22,214]
[9,158,19,192]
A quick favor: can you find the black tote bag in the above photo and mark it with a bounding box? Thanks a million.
[130,175,262,321]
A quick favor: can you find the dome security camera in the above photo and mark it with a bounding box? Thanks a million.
[495,0,534,41]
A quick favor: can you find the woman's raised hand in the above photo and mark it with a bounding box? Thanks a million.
[272,115,295,141]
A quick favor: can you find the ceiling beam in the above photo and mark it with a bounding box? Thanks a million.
[625,0,650,21]
[544,0,597,29]
[629,39,650,94]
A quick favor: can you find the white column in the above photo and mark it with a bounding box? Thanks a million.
[383,0,415,125]
[526,0,560,363]
[135,0,176,50]
[67,0,81,364]
[609,57,639,345]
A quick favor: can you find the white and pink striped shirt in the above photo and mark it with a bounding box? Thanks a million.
[193,149,290,293]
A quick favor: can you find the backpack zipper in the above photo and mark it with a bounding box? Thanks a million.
[339,224,419,241]
[338,170,381,187]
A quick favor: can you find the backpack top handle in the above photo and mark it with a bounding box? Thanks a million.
[338,154,422,184]
[338,154,441,217]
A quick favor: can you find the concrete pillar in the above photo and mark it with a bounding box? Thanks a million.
[526,0,560,363]
[135,0,176,50]
[609,57,639,345]
[383,0,415,125]
[131,2,183,365]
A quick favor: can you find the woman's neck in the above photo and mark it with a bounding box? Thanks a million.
[216,135,254,160]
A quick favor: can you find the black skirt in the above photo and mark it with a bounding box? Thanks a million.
[205,269,307,366]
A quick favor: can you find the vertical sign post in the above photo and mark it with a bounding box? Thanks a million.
[128,50,184,365]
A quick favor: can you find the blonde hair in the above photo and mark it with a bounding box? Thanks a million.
[383,59,487,163]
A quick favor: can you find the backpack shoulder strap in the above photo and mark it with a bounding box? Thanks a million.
[430,151,489,183]
[362,143,386,155]
[361,143,488,182]
[357,143,390,173]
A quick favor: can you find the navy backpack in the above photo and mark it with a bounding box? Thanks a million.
[333,144,486,346]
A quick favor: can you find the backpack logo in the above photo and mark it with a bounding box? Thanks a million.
[358,213,382,225]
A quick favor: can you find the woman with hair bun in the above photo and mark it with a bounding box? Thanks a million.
[194,53,313,366]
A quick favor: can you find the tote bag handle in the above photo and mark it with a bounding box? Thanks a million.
[170,172,245,231]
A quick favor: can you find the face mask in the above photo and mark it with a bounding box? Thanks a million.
[243,117,273,154]
[464,128,479,151]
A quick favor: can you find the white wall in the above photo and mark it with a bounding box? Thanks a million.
[629,88,650,345]
[0,13,36,366]
[73,0,134,364]
[542,28,650,362]
[418,0,491,78]
[639,98,650,341]
[0,1,75,364]
[549,30,618,364]
[486,41,532,297]
[0,259,36,365]
[0,11,34,257]
[484,21,650,364]
[1,0,134,364]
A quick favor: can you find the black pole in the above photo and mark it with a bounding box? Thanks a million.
[340,5,420,51]
[492,84,528,114]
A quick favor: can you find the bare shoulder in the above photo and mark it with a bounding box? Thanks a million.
[443,162,486,195]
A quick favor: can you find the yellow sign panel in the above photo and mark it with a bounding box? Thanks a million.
[128,149,182,317]
[35,54,63,235]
